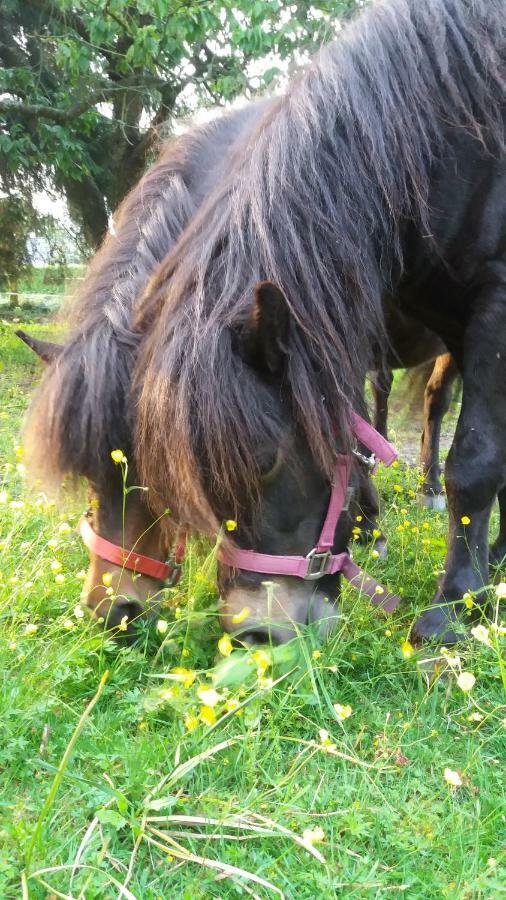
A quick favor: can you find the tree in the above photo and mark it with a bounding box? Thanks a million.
[0,0,356,250]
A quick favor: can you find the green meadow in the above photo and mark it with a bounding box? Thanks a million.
[0,318,504,899]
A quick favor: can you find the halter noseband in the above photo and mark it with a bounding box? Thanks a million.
[218,413,402,613]
[78,514,184,585]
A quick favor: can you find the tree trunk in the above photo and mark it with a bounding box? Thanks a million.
[63,173,109,250]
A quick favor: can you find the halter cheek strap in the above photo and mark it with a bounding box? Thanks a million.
[78,515,185,585]
[218,412,402,613]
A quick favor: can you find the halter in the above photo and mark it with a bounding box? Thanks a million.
[218,412,402,613]
[78,513,185,585]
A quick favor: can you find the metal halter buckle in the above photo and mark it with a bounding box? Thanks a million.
[304,548,331,580]
[166,561,182,587]
[352,447,376,470]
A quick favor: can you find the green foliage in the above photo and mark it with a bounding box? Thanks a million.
[0,324,505,897]
[0,0,357,247]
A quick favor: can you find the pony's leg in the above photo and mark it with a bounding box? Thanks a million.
[489,486,506,567]
[371,367,394,439]
[420,353,459,510]
[413,290,506,643]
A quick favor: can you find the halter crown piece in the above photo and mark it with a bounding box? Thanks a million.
[218,412,402,613]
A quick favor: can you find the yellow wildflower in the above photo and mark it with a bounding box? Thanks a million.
[334,703,352,720]
[443,767,462,787]
[24,623,38,635]
[102,571,113,587]
[197,685,221,706]
[171,667,197,689]
[468,711,483,722]
[319,728,336,751]
[232,606,251,624]
[62,619,75,631]
[258,674,274,689]
[372,549,380,558]
[393,484,403,493]
[401,640,414,658]
[200,705,217,726]
[355,515,363,522]
[58,522,71,535]
[352,526,361,536]
[384,629,392,637]
[8,640,16,650]
[372,528,381,539]
[312,650,322,660]
[181,647,190,657]
[54,574,65,584]
[47,538,58,549]
[461,515,471,526]
[302,826,325,845]
[111,449,126,464]
[456,671,475,692]
[463,592,474,609]
[252,649,271,672]
[225,519,237,531]
[375,585,384,595]
[76,570,86,580]
[471,624,492,647]
[50,560,62,572]
[218,633,233,657]
[156,619,168,635]
[422,522,430,530]
[74,604,85,619]
[184,714,199,732]
[495,582,506,600]
[224,698,240,712]
[118,615,129,631]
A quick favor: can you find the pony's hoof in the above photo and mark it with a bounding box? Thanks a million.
[420,492,446,511]
[411,604,467,645]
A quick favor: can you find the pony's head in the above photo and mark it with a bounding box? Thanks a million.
[136,281,371,643]
[17,329,177,641]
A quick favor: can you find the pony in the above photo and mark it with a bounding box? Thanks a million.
[133,0,506,644]
[20,101,271,637]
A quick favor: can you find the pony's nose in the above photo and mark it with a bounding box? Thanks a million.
[105,598,144,630]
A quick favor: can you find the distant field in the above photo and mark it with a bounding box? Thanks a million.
[0,320,504,899]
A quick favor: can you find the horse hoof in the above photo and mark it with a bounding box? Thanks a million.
[411,604,467,645]
[420,493,446,511]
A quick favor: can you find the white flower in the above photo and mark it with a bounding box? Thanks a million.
[156,619,168,635]
[471,624,492,647]
[456,671,475,692]
[24,623,38,635]
[495,582,506,600]
[74,604,85,619]
[302,826,325,844]
[197,686,222,707]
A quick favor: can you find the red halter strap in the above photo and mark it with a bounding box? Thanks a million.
[78,515,185,585]
[218,413,402,613]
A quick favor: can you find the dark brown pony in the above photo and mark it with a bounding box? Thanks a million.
[134,0,506,643]
[21,102,269,633]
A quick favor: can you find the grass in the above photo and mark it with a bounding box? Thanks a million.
[0,320,505,899]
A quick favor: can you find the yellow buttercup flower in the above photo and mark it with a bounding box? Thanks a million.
[111,449,126,464]
[218,633,233,657]
[393,484,403,493]
[62,619,75,631]
[232,606,251,624]
[58,522,71,534]
[333,703,352,720]
[372,528,382,539]
[102,572,113,587]
[171,667,197,689]
[371,549,380,558]
[225,519,237,531]
[159,687,174,701]
[24,623,38,635]
[50,560,62,572]
[252,649,271,672]
[302,826,325,845]
[375,585,384,595]
[200,705,217,726]
[118,615,129,631]
[318,728,336,751]
[54,574,65,584]
[224,698,240,712]
[156,619,168,635]
[312,650,322,660]
[401,640,414,658]
[443,767,462,787]
[461,515,471,525]
[184,714,199,732]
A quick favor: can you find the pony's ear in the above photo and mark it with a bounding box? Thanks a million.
[15,330,63,364]
[241,281,290,376]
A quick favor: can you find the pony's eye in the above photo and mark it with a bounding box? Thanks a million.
[260,447,283,482]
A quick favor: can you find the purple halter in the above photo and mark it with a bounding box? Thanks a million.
[218,413,401,613]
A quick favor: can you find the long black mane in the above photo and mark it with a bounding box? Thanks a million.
[134,0,505,531]
[23,104,264,489]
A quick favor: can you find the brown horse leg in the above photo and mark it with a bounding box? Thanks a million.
[371,367,394,440]
[420,353,459,510]
[489,486,506,568]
